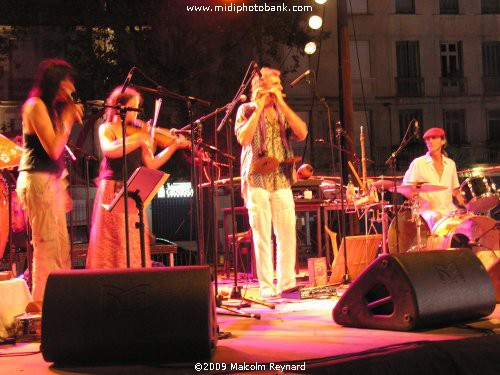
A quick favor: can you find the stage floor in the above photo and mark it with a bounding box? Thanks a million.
[1,275,499,374]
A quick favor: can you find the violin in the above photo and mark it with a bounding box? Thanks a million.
[125,119,187,149]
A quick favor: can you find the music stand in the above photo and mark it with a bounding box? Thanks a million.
[103,167,169,267]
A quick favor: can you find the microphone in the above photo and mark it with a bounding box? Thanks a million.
[170,128,192,136]
[86,100,105,107]
[121,67,136,94]
[413,120,420,139]
[290,69,311,88]
[252,61,263,79]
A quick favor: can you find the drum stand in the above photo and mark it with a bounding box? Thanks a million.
[379,187,390,255]
[410,192,425,251]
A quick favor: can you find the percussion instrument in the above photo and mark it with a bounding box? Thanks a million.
[460,175,498,214]
[0,133,23,170]
[374,174,404,180]
[389,183,447,195]
[427,213,499,251]
[388,210,431,253]
[0,173,27,259]
[10,190,26,233]
[371,179,401,191]
[251,156,279,175]
[458,165,500,177]
[0,176,8,259]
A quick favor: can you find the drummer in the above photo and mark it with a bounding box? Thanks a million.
[402,127,466,230]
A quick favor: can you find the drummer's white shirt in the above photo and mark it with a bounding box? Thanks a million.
[403,152,460,229]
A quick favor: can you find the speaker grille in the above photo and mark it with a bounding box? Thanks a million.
[42,266,217,364]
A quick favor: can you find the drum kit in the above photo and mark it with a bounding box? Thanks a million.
[365,168,500,255]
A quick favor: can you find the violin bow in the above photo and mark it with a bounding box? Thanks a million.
[150,98,162,140]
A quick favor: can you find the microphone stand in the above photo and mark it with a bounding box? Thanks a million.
[119,105,142,267]
[67,142,97,241]
[216,62,256,301]
[128,78,210,266]
[384,120,418,254]
[469,222,500,250]
[90,102,142,268]
[185,99,271,310]
[65,147,77,267]
[302,71,343,271]
[335,125,350,283]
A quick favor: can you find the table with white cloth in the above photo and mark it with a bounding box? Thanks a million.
[0,278,33,339]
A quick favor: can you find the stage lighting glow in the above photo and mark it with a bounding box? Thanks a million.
[308,15,323,30]
[304,41,317,55]
[315,0,328,4]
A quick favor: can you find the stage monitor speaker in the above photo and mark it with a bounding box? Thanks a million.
[333,249,496,331]
[329,234,382,284]
[488,257,500,303]
[41,266,217,364]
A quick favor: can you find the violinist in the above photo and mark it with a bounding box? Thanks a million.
[86,85,190,269]
[16,59,83,302]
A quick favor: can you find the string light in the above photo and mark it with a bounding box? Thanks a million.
[308,15,323,29]
[304,41,317,55]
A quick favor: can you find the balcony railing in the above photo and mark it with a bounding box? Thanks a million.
[440,77,467,96]
[483,76,500,95]
[396,77,424,97]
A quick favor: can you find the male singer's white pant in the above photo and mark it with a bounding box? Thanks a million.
[245,187,296,295]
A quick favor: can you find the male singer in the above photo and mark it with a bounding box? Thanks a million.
[235,67,307,298]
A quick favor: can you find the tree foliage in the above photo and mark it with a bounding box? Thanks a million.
[0,0,329,178]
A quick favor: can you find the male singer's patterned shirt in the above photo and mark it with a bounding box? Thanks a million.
[235,102,295,200]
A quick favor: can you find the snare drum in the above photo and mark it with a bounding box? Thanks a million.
[427,213,499,251]
[460,175,498,214]
[0,176,8,259]
[388,210,431,253]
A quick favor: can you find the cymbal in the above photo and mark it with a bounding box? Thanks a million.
[371,175,404,180]
[0,133,23,169]
[251,156,279,175]
[389,184,447,194]
[458,165,500,176]
[371,180,401,190]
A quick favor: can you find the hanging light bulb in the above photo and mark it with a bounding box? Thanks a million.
[315,0,327,4]
[308,15,323,30]
[304,41,317,55]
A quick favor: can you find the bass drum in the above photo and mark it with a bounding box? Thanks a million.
[0,176,8,259]
[427,213,499,251]
[388,210,431,253]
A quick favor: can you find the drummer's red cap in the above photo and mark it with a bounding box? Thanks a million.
[423,127,445,139]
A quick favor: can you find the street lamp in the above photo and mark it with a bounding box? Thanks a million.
[308,15,323,30]
[304,41,317,55]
